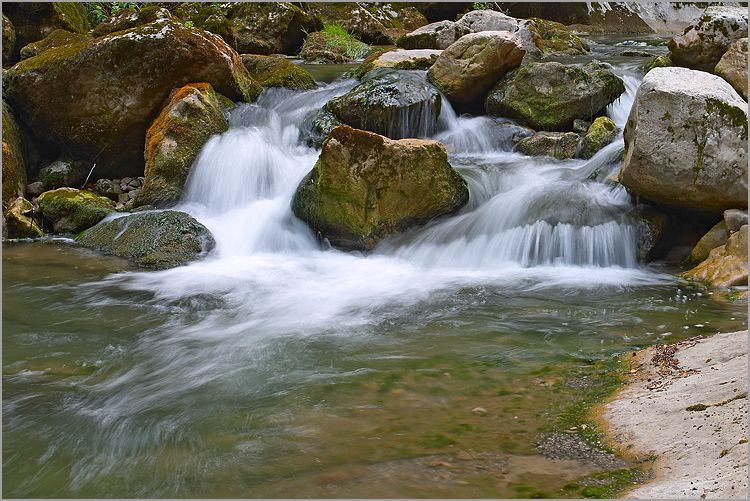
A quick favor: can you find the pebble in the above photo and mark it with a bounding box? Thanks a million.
[471,407,488,416]
[25,181,44,197]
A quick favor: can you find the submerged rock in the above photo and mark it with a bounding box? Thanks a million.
[241,54,316,90]
[292,125,468,250]
[3,197,42,239]
[427,31,525,109]
[2,101,26,204]
[76,210,216,269]
[3,19,260,179]
[714,38,748,100]
[135,83,230,208]
[515,132,580,160]
[578,117,618,159]
[299,108,342,148]
[326,69,441,139]
[485,61,624,131]
[683,225,748,288]
[619,67,748,212]
[668,6,747,72]
[37,188,115,233]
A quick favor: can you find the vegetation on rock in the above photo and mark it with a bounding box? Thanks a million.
[241,54,316,90]
[37,187,115,233]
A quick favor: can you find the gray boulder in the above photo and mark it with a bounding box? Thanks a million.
[396,20,468,50]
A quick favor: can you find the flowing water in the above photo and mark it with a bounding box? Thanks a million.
[3,49,747,498]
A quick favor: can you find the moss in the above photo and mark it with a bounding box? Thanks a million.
[2,101,26,207]
[37,187,115,233]
[706,97,748,137]
[529,17,589,55]
[686,403,709,411]
[574,466,646,498]
[19,28,89,60]
[241,54,316,90]
[52,2,90,34]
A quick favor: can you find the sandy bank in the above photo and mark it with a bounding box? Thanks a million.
[600,330,748,499]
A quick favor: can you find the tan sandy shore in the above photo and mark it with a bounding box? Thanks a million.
[599,330,748,499]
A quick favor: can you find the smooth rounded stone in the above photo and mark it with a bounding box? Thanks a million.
[292,125,469,251]
[454,10,538,55]
[325,69,441,140]
[688,221,730,265]
[241,54,316,90]
[38,159,90,189]
[3,197,43,239]
[396,20,468,50]
[3,19,259,179]
[2,101,26,203]
[634,207,669,262]
[619,67,748,212]
[37,187,115,233]
[3,13,15,65]
[299,108,342,148]
[427,31,525,108]
[76,210,216,269]
[127,190,138,200]
[714,38,748,100]
[19,28,89,60]
[578,117,618,159]
[668,6,748,72]
[135,83,229,208]
[683,225,748,288]
[724,209,748,233]
[485,61,625,131]
[515,132,580,160]
[25,181,44,198]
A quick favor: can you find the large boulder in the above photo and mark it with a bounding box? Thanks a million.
[299,30,369,63]
[396,20,468,50]
[292,125,468,250]
[325,69,441,140]
[3,197,43,239]
[427,31,525,109]
[227,2,312,54]
[303,3,426,45]
[515,132,580,160]
[91,6,173,37]
[135,83,230,208]
[3,19,261,180]
[2,14,15,65]
[683,225,748,288]
[76,210,216,269]
[578,117,618,159]
[715,38,748,100]
[619,67,748,212]
[2,101,26,206]
[37,188,115,233]
[668,6,748,72]
[485,61,625,131]
[3,2,89,56]
[18,28,89,60]
[241,54,316,90]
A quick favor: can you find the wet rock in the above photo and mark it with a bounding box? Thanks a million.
[299,108,342,148]
[621,49,654,57]
[427,31,525,109]
[292,125,468,251]
[299,30,369,63]
[38,160,90,190]
[573,119,592,134]
[2,14,16,65]
[644,54,672,72]
[526,17,590,55]
[578,117,618,160]
[714,38,748,100]
[2,101,26,204]
[537,432,627,469]
[396,20,467,50]
[241,54,316,90]
[634,207,669,262]
[135,83,229,208]
[76,210,216,269]
[3,19,260,179]
[724,209,748,233]
[18,28,89,60]
[688,221,729,265]
[619,67,747,212]
[91,6,172,37]
[683,225,748,288]
[485,61,624,131]
[668,6,747,72]
[326,69,441,140]
[3,197,42,239]
[37,187,115,233]
[516,132,580,160]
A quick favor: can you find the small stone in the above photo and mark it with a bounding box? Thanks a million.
[573,119,591,134]
[471,406,489,415]
[127,189,138,200]
[128,178,141,188]
[25,181,44,197]
[118,193,129,204]
[121,177,132,184]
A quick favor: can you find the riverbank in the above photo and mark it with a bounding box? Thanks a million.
[598,330,748,499]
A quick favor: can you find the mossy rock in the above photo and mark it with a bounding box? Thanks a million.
[241,54,316,90]
[528,17,590,55]
[303,2,399,45]
[3,2,89,60]
[3,197,43,239]
[2,100,26,206]
[683,225,748,288]
[2,14,15,65]
[135,83,229,208]
[299,30,369,63]
[172,3,233,44]
[37,187,115,233]
[299,108,342,148]
[292,125,469,250]
[76,210,216,269]
[19,28,89,60]
[91,6,172,37]
[516,131,580,160]
[3,19,260,179]
[643,54,672,73]
[578,117,618,159]
[39,159,91,190]
[485,61,625,131]
[227,2,312,55]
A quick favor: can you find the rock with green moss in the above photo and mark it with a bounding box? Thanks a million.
[668,6,747,72]
[715,38,748,100]
[619,67,747,212]
[38,188,115,233]
[325,69,441,139]
[3,19,260,179]
[2,14,15,65]
[292,125,468,250]
[428,31,525,109]
[241,54,316,90]
[516,132,580,160]
[688,221,730,265]
[39,159,91,190]
[578,117,618,159]
[683,225,747,288]
[76,210,216,269]
[92,6,172,37]
[19,28,89,60]
[227,2,311,54]
[135,83,229,208]
[299,30,369,63]
[2,101,26,206]
[299,108,341,148]
[644,54,672,72]
[3,2,89,53]
[172,3,234,44]
[527,17,590,56]
[3,197,43,239]
[354,48,442,78]
[485,61,624,131]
